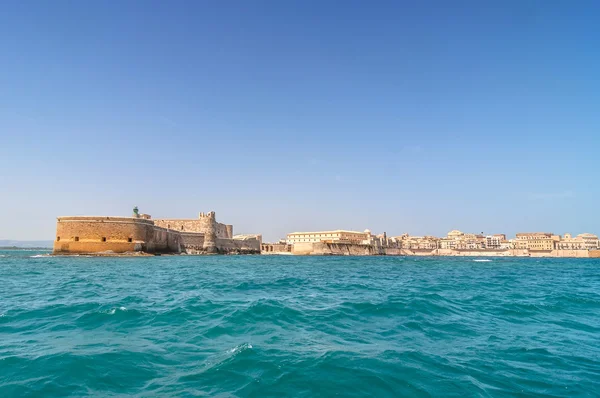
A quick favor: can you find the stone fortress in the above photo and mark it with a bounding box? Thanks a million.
[53,207,261,255]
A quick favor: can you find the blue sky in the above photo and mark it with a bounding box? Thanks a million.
[1,1,599,241]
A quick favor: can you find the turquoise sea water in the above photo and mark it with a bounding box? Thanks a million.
[1,251,599,397]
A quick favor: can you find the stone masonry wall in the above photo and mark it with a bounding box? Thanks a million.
[292,242,386,256]
[53,217,181,254]
[153,218,232,238]
[289,243,596,258]
[215,236,261,254]
[179,232,205,254]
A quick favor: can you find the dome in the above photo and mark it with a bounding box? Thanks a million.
[447,230,463,236]
[364,229,371,234]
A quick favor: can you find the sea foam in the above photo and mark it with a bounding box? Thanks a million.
[106,306,127,315]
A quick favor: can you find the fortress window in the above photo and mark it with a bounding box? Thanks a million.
[56,236,60,241]
[101,237,107,242]
[74,236,79,242]
[181,226,184,231]
[128,237,133,243]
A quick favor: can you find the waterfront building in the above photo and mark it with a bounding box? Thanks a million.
[555,233,600,250]
[395,234,439,249]
[577,233,600,250]
[286,230,370,245]
[439,230,485,250]
[440,230,462,249]
[514,232,557,251]
[485,234,506,249]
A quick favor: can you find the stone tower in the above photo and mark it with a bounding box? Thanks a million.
[200,211,218,253]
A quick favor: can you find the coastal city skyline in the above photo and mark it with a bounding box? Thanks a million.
[47,206,600,257]
[1,205,600,244]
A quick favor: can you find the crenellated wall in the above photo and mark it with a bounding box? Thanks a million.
[153,217,231,238]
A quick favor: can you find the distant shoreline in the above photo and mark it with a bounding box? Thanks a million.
[0,246,52,250]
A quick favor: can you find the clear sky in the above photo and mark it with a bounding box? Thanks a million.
[1,1,599,242]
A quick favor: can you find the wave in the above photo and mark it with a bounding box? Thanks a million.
[105,306,127,315]
[229,342,253,354]
[473,259,492,262]
[30,254,50,258]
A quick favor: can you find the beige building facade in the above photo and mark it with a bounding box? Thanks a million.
[438,230,487,250]
[555,233,600,250]
[513,232,556,251]
[286,230,370,245]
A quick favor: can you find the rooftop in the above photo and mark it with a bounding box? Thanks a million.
[288,230,367,235]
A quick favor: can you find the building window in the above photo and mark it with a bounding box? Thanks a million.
[181,226,184,231]
[56,236,60,242]
[128,237,133,243]
[74,237,79,242]
[101,237,107,242]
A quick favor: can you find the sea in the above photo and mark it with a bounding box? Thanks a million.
[1,250,599,397]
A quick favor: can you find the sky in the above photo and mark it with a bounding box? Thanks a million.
[1,0,599,242]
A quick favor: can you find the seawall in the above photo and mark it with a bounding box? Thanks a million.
[289,242,599,258]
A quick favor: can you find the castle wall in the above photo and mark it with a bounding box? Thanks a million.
[148,227,182,253]
[153,218,231,238]
[216,223,231,239]
[215,235,261,254]
[53,217,182,254]
[153,219,202,233]
[53,217,163,254]
[179,232,205,253]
